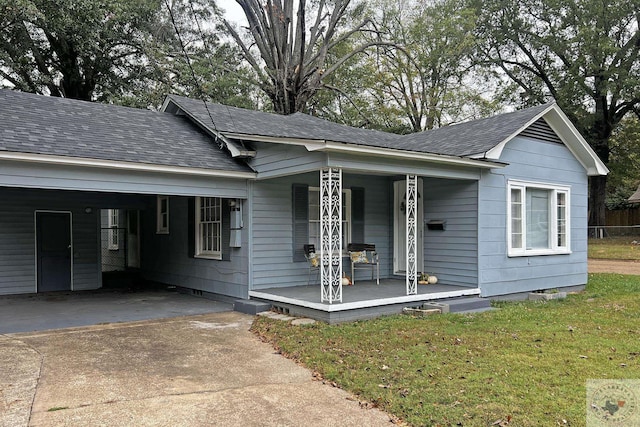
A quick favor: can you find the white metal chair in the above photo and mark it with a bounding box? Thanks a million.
[348,243,379,285]
[304,244,320,285]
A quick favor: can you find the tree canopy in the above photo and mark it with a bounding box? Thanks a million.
[472,0,640,224]
[223,0,383,115]
[0,0,161,101]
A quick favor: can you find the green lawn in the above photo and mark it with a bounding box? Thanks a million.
[588,237,640,260]
[252,273,640,426]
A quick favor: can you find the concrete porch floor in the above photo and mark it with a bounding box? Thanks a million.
[249,279,481,323]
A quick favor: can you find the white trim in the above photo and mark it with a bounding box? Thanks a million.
[393,179,424,275]
[315,142,506,169]
[156,195,169,234]
[406,175,418,295]
[0,151,257,179]
[162,97,256,158]
[479,104,608,176]
[195,196,222,260]
[221,133,506,169]
[309,187,351,253]
[248,288,481,312]
[34,210,73,292]
[507,180,571,257]
[477,105,554,161]
[107,209,119,250]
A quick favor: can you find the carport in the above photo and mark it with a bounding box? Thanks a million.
[0,287,232,334]
[0,90,255,302]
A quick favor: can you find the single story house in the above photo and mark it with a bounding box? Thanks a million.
[0,89,607,322]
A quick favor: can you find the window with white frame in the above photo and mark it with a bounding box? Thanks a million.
[156,195,169,234]
[308,187,351,252]
[508,181,570,256]
[196,197,222,259]
[107,209,119,250]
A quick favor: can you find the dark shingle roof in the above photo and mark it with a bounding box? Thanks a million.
[0,89,252,173]
[166,95,399,147]
[168,94,554,158]
[396,103,554,157]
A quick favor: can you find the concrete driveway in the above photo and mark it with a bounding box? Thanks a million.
[1,312,394,426]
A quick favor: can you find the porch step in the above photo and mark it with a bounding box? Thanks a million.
[233,299,272,315]
[427,296,492,314]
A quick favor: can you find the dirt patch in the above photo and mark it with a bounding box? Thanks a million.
[588,259,640,275]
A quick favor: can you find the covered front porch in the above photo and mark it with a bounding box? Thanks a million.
[249,279,481,323]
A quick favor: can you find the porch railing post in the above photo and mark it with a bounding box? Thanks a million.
[406,175,418,295]
[320,168,343,303]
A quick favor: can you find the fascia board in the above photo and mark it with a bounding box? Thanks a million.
[315,142,506,169]
[0,151,257,179]
[542,107,609,176]
[481,104,608,176]
[161,97,256,159]
[223,132,505,169]
[482,104,556,160]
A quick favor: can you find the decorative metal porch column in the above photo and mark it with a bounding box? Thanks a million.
[406,175,418,295]
[320,168,343,303]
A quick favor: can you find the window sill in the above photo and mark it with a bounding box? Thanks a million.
[156,230,169,235]
[195,254,222,261]
[508,249,572,257]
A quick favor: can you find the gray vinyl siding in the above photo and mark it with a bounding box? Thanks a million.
[328,152,482,180]
[423,178,478,287]
[0,159,249,198]
[251,173,392,290]
[478,135,588,296]
[0,187,106,295]
[248,142,326,178]
[141,196,250,299]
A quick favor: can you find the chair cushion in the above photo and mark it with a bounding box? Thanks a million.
[308,252,320,268]
[350,251,369,264]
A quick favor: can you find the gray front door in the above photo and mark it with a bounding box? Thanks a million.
[36,212,72,292]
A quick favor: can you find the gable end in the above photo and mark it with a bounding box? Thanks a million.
[519,118,562,144]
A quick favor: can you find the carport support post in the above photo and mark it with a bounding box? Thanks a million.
[406,175,418,295]
[320,168,343,303]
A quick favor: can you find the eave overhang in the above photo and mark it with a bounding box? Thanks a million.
[470,103,609,177]
[0,151,257,179]
[221,132,507,170]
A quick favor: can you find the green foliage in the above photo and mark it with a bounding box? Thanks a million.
[0,0,162,100]
[472,0,640,224]
[118,0,258,109]
[252,274,640,426]
[321,0,503,132]
[0,0,258,108]
[606,116,640,209]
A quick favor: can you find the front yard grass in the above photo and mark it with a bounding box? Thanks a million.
[588,237,640,260]
[251,273,640,426]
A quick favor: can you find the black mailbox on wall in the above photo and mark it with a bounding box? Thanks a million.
[426,220,446,231]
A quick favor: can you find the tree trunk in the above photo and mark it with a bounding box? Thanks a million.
[584,95,612,227]
[588,175,607,226]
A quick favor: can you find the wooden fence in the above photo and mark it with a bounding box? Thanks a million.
[606,207,640,226]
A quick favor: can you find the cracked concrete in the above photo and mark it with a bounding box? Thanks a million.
[1,312,394,427]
